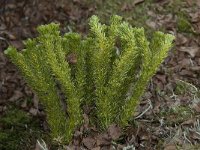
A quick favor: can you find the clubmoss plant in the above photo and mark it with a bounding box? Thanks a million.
[4,15,174,143]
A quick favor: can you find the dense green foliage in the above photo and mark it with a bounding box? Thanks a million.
[5,15,174,143]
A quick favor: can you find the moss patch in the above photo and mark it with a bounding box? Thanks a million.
[0,107,45,150]
[177,14,193,33]
[159,106,194,126]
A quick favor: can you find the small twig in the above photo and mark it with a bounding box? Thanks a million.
[123,145,135,150]
[183,131,192,144]
[0,0,6,14]
[159,117,164,127]
[176,79,198,93]
[189,58,194,66]
[116,47,120,56]
[194,119,199,128]
[0,36,9,46]
[67,26,73,32]
[170,89,178,100]
[37,139,48,150]
[196,132,200,139]
[135,99,152,119]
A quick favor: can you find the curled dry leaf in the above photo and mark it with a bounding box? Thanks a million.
[29,107,38,116]
[178,58,191,69]
[156,74,167,84]
[181,118,196,126]
[96,133,111,146]
[179,69,196,77]
[178,46,199,58]
[10,40,24,49]
[190,11,200,23]
[176,34,188,46]
[133,0,144,6]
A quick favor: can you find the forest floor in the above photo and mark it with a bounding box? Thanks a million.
[0,0,200,149]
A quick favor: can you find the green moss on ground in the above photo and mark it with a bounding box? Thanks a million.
[0,106,45,150]
[177,13,193,33]
[159,106,194,126]
[93,0,153,29]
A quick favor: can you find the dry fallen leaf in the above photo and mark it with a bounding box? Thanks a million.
[0,106,6,113]
[186,0,194,6]
[82,136,96,149]
[190,66,200,72]
[178,58,191,69]
[190,11,200,23]
[2,31,17,40]
[176,34,188,46]
[33,94,39,109]
[179,69,196,77]
[83,113,90,129]
[8,90,23,102]
[133,0,144,5]
[146,19,157,29]
[96,133,111,146]
[10,40,24,49]
[179,46,199,58]
[189,130,200,140]
[181,118,195,126]
[197,0,200,7]
[91,146,101,150]
[192,102,200,113]
[164,144,177,150]
[108,124,122,140]
[156,74,167,84]
[21,99,27,108]
[29,108,38,116]
[121,3,132,11]
[34,142,40,150]
[67,53,77,64]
